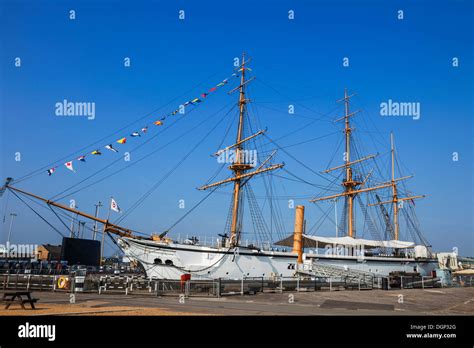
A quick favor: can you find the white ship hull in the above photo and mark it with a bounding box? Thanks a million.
[119,237,438,279]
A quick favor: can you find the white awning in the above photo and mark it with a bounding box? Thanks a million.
[275,234,415,249]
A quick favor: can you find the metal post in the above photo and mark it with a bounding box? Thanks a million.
[241,277,244,296]
[280,277,283,293]
[422,276,424,289]
[297,275,300,292]
[329,278,332,291]
[92,201,102,240]
[7,212,17,244]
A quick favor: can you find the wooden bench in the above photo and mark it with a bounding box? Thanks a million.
[2,291,38,310]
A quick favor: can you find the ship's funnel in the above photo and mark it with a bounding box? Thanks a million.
[292,205,305,264]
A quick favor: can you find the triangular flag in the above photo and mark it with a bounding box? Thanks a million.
[117,137,127,144]
[154,120,163,126]
[191,98,201,103]
[77,155,86,162]
[105,144,119,153]
[201,93,208,98]
[131,132,141,137]
[91,150,102,155]
[141,127,148,133]
[65,161,75,172]
[47,168,56,176]
[209,87,217,93]
[110,198,121,213]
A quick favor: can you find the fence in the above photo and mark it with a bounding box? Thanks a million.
[2,274,462,296]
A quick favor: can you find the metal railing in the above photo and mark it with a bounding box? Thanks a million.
[1,273,457,296]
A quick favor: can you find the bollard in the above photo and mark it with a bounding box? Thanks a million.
[297,276,300,292]
[280,277,283,293]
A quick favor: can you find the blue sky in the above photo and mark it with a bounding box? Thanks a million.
[1,0,473,256]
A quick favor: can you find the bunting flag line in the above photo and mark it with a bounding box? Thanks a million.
[105,144,119,153]
[65,161,75,172]
[46,70,242,176]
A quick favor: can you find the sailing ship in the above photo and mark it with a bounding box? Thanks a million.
[1,54,442,280]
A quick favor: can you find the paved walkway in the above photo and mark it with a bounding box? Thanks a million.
[1,287,472,316]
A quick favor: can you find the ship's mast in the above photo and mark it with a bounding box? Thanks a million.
[342,88,359,237]
[391,133,399,240]
[199,53,284,246]
[386,133,425,240]
[229,53,248,246]
[367,134,426,241]
[311,89,392,238]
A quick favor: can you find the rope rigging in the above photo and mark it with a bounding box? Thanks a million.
[11,71,227,185]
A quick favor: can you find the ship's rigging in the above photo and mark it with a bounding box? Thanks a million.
[1,54,431,256]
